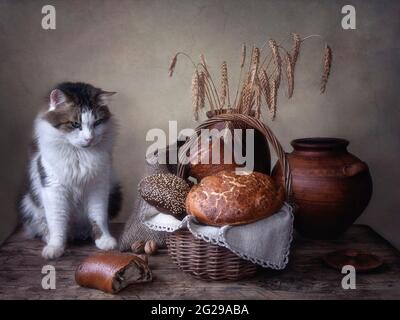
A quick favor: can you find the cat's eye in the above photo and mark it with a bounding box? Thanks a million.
[94,119,104,127]
[71,122,81,129]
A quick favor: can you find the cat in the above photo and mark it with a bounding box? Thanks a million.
[19,82,122,260]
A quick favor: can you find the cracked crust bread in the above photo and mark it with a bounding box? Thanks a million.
[186,170,284,226]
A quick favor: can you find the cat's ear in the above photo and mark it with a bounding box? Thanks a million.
[98,91,116,106]
[49,89,67,110]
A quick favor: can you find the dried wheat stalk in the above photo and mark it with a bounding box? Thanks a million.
[285,52,294,98]
[220,61,228,108]
[203,76,215,111]
[268,39,282,88]
[191,70,200,120]
[254,82,262,119]
[259,69,272,110]
[240,43,246,68]
[200,54,207,68]
[240,83,253,114]
[201,69,217,111]
[198,71,206,110]
[320,44,332,93]
[168,33,333,121]
[291,33,301,68]
[233,43,247,110]
[237,46,257,113]
[249,47,260,85]
[168,53,178,77]
[199,53,221,108]
[270,79,278,120]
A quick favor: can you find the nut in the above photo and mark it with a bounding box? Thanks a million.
[144,240,158,255]
[130,240,145,254]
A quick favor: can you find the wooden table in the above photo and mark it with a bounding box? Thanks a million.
[0,224,399,299]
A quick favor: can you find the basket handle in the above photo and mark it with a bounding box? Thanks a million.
[176,113,292,201]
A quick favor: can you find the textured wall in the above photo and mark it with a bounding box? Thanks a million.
[0,0,399,248]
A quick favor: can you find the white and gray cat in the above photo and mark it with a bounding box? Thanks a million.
[20,82,122,260]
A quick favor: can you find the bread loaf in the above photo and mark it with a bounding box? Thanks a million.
[138,173,190,217]
[186,170,284,226]
[75,252,152,294]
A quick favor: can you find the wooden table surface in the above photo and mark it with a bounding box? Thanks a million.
[0,224,399,300]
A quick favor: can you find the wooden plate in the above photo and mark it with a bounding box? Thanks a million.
[322,249,383,272]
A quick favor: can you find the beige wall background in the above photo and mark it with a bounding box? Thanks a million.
[1,0,399,248]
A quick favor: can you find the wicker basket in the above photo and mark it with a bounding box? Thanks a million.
[167,113,292,281]
[166,230,257,280]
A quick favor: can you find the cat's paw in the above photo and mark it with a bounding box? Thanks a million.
[42,244,65,260]
[95,235,117,251]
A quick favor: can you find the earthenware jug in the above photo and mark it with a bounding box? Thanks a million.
[188,109,271,180]
[272,137,373,239]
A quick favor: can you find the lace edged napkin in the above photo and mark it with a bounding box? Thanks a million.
[143,203,294,269]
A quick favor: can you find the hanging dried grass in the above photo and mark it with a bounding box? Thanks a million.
[320,44,332,93]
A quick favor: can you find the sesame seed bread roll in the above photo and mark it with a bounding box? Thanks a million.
[138,173,190,217]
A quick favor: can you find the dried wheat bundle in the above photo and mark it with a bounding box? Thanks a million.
[168,33,333,121]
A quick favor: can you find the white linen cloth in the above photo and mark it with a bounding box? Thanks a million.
[142,203,294,269]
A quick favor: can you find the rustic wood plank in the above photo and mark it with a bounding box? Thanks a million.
[0,224,399,300]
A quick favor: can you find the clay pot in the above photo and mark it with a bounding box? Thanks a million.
[272,137,373,239]
[188,109,271,180]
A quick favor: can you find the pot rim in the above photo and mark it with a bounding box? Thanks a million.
[291,137,349,150]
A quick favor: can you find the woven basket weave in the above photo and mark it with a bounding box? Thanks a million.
[167,113,292,281]
[166,230,257,280]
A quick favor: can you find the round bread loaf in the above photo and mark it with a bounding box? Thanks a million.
[186,170,284,226]
[138,173,190,217]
